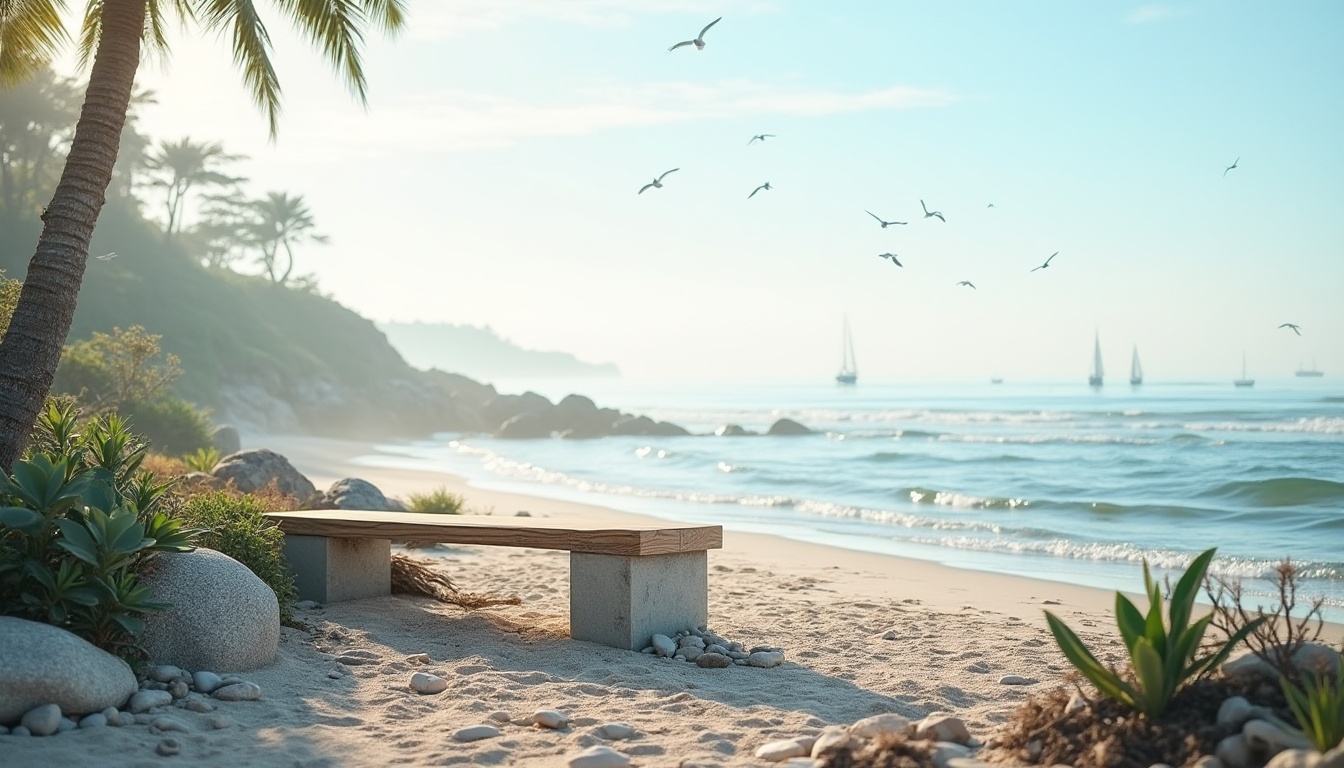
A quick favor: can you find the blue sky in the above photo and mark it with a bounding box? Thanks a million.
[70,0,1344,380]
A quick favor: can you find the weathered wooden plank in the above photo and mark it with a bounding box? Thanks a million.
[264,511,722,557]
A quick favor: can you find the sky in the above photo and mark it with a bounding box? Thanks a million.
[58,1,1344,381]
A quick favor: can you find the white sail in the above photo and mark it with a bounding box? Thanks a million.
[1088,331,1104,386]
[836,316,857,384]
[1130,346,1143,385]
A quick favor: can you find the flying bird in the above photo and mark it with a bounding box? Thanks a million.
[669,17,722,52]
[1224,157,1239,177]
[1279,323,1302,336]
[748,134,775,145]
[920,199,945,222]
[1030,252,1058,272]
[865,210,907,228]
[95,252,117,261]
[638,168,679,194]
[748,182,772,199]
[987,203,995,208]
[878,253,903,267]
[956,280,976,289]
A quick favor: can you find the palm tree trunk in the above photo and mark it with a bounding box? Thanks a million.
[0,0,147,471]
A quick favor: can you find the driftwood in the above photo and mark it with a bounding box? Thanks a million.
[390,554,521,610]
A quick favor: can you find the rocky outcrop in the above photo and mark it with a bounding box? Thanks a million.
[767,418,811,436]
[209,424,241,457]
[139,549,280,672]
[211,449,316,502]
[715,424,753,437]
[310,478,401,511]
[0,617,138,723]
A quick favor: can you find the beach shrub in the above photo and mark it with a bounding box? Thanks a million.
[1044,548,1266,717]
[1205,557,1327,682]
[122,397,214,457]
[170,491,297,622]
[182,446,221,473]
[406,486,465,515]
[1283,664,1344,753]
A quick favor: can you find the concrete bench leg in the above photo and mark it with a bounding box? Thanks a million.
[283,536,391,603]
[569,551,708,651]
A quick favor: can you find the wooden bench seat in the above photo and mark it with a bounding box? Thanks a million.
[264,511,723,650]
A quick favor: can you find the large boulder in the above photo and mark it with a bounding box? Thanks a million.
[555,395,616,439]
[650,421,691,437]
[610,415,656,436]
[714,424,753,437]
[212,448,316,501]
[310,478,397,511]
[0,617,138,723]
[139,549,280,672]
[766,418,811,436]
[209,424,242,457]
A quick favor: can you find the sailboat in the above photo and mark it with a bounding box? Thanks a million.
[1129,345,1143,386]
[836,316,857,385]
[1088,331,1104,387]
[1233,354,1254,388]
[1296,357,1325,378]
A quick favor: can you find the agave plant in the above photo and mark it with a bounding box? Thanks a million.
[1283,664,1344,753]
[1045,548,1266,717]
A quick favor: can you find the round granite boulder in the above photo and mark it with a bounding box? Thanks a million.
[139,549,279,672]
[310,478,396,510]
[211,448,316,501]
[0,617,137,724]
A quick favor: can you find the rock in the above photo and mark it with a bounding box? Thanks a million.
[210,424,242,457]
[10,725,30,736]
[555,395,615,439]
[56,717,76,733]
[849,713,912,740]
[599,722,635,740]
[756,739,810,762]
[169,680,190,699]
[680,647,703,662]
[714,424,752,437]
[931,742,973,768]
[296,600,322,611]
[677,635,707,649]
[0,617,139,723]
[20,704,62,736]
[488,711,511,723]
[879,630,898,640]
[406,653,431,664]
[1244,718,1314,755]
[209,716,232,730]
[213,682,262,702]
[129,690,174,714]
[139,549,280,672]
[532,709,569,729]
[695,653,732,669]
[767,418,812,435]
[212,448,315,500]
[1323,744,1344,768]
[310,478,398,511]
[184,698,215,713]
[410,673,448,695]
[651,634,677,657]
[1192,754,1226,768]
[998,675,1036,685]
[748,651,786,668]
[152,716,190,733]
[496,411,554,439]
[1266,750,1320,768]
[811,727,856,758]
[1065,692,1089,714]
[148,665,186,684]
[157,737,181,756]
[453,724,500,742]
[650,421,691,436]
[567,745,632,768]
[915,714,972,745]
[1292,643,1344,677]
[78,713,108,729]
[610,415,657,436]
[192,671,224,694]
[1217,733,1252,768]
[102,707,124,726]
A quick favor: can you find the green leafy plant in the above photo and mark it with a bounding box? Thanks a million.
[182,446,221,473]
[170,491,297,622]
[1283,665,1344,753]
[1044,548,1266,717]
[406,486,465,515]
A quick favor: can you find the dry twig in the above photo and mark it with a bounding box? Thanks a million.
[390,554,522,610]
[1204,558,1325,681]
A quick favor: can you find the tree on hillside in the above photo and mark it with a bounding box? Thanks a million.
[0,0,407,470]
[0,68,79,218]
[145,137,245,239]
[248,190,327,285]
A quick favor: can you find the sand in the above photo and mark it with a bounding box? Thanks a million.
[3,435,1338,767]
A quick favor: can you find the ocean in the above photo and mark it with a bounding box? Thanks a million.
[353,378,1344,621]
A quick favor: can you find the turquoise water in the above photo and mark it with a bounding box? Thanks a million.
[354,378,1344,619]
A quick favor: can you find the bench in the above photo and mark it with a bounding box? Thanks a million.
[264,511,723,651]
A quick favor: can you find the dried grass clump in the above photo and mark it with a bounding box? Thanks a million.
[1205,558,1327,682]
[816,733,936,768]
[390,554,522,610]
[140,452,191,482]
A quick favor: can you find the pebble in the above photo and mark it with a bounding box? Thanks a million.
[152,716,190,733]
[296,600,322,610]
[916,715,972,745]
[156,737,181,756]
[192,671,224,694]
[78,713,108,729]
[453,724,500,742]
[694,651,731,669]
[677,635,706,650]
[0,725,8,735]
[811,727,855,758]
[639,646,655,654]
[169,680,190,700]
[749,651,786,668]
[103,707,124,726]
[998,675,1036,686]
[1243,718,1314,753]
[680,647,703,662]
[213,682,262,701]
[410,672,449,695]
[599,722,635,740]
[148,665,186,683]
[130,690,174,713]
[56,717,77,733]
[880,630,899,640]
[706,644,729,655]
[756,738,811,762]
[21,704,62,736]
[849,713,912,740]
[185,697,216,713]
[567,745,631,768]
[651,634,677,657]
[931,742,973,768]
[406,653,431,664]
[531,709,569,729]
[209,715,232,730]
[10,726,32,737]
[734,658,751,666]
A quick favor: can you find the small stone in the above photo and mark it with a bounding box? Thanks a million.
[10,726,31,736]
[706,644,729,655]
[209,716,232,730]
[677,635,706,649]
[136,713,158,725]
[334,653,377,666]
[734,658,750,665]
[169,681,190,700]
[532,709,569,729]
[880,630,898,640]
[406,653,431,664]
[56,717,77,733]
[489,711,512,723]
[1265,750,1318,768]
[453,724,500,742]
[327,670,343,680]
[651,634,677,657]
[998,675,1036,686]
[931,742,973,768]
[130,689,174,713]
[142,680,168,691]
[20,704,62,736]
[157,737,181,756]
[1065,692,1089,714]
[756,738,810,762]
[1243,718,1314,754]
[639,647,655,654]
[850,713,912,740]
[0,725,7,735]
[748,651,786,668]
[567,745,631,768]
[696,653,732,669]
[213,682,262,702]
[1216,734,1251,768]
[192,671,224,694]
[102,707,123,726]
[726,651,750,660]
[915,714,972,745]
[410,672,449,695]
[184,697,215,713]
[147,665,184,683]
[680,647,703,662]
[811,727,856,758]
[78,713,108,729]
[296,600,322,610]
[599,722,635,740]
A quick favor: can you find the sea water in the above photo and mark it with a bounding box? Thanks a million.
[353,378,1344,620]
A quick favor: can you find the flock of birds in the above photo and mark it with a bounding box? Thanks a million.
[643,17,1305,340]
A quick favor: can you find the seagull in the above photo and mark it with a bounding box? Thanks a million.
[920,199,945,222]
[748,134,775,145]
[987,203,995,208]
[865,210,907,228]
[1279,323,1302,336]
[748,182,772,199]
[669,17,722,52]
[1030,252,1058,272]
[878,253,903,267]
[638,168,679,194]
[95,251,117,261]
[1224,157,1239,177]
[956,280,976,289]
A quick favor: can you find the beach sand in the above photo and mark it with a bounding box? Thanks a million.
[4,435,1337,767]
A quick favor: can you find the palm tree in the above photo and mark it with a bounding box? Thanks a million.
[248,191,328,285]
[145,137,245,239]
[0,1,406,469]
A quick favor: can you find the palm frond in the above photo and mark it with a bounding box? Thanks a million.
[142,0,193,63]
[359,0,405,35]
[0,0,70,84]
[273,0,369,105]
[196,0,281,136]
[74,0,101,71]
